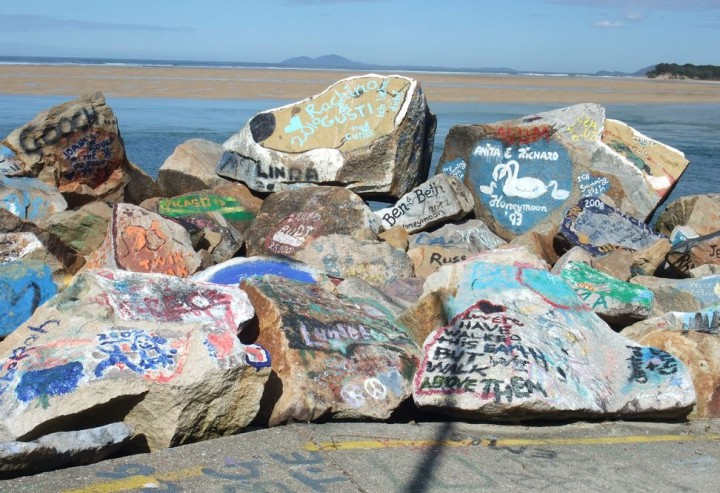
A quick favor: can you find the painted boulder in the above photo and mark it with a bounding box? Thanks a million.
[85,203,202,278]
[631,275,720,316]
[243,186,379,258]
[192,256,330,286]
[0,260,58,338]
[293,234,415,287]
[157,139,229,197]
[37,202,113,257]
[217,74,436,197]
[666,230,720,276]
[2,92,131,205]
[240,275,420,426]
[437,103,689,240]
[622,305,720,418]
[0,176,66,224]
[414,260,695,419]
[408,218,507,252]
[559,261,654,326]
[655,194,720,237]
[0,269,270,449]
[408,245,474,279]
[376,174,475,233]
[0,146,22,177]
[558,197,667,256]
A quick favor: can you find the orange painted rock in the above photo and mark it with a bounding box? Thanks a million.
[86,203,202,278]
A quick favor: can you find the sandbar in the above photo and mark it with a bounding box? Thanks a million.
[1,64,719,104]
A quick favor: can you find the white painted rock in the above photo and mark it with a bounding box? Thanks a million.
[0,269,270,449]
[376,174,474,233]
[217,74,436,197]
[414,260,695,419]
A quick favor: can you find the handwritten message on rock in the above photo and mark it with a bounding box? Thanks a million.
[622,306,720,418]
[218,74,436,197]
[0,269,269,448]
[666,230,720,276]
[158,192,255,224]
[414,261,694,419]
[408,218,507,252]
[3,92,130,203]
[85,203,202,278]
[560,261,654,325]
[559,197,666,256]
[241,275,419,426]
[376,174,474,233]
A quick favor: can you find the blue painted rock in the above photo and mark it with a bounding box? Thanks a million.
[558,197,667,256]
[243,186,379,258]
[622,305,720,418]
[217,74,436,197]
[376,174,475,233]
[85,203,202,278]
[655,194,720,237]
[293,234,414,287]
[240,275,420,425]
[3,92,131,205]
[559,261,654,326]
[0,146,22,177]
[157,139,229,197]
[408,218,506,251]
[632,275,720,316]
[192,256,329,286]
[414,260,695,419]
[0,176,67,223]
[437,103,689,240]
[669,226,699,247]
[0,269,269,449]
[0,260,57,338]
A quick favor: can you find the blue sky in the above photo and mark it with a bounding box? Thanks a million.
[2,0,719,73]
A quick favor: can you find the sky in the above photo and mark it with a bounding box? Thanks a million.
[2,0,719,73]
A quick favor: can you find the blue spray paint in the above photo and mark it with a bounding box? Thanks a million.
[15,361,84,406]
[196,258,318,286]
[0,261,58,338]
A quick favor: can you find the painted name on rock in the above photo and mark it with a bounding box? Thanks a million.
[158,193,255,222]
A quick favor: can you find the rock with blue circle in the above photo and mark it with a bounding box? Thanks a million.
[192,255,330,286]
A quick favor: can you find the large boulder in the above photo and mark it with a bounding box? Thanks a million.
[157,139,228,197]
[437,103,689,240]
[37,201,113,257]
[218,74,436,197]
[0,176,66,223]
[244,186,379,258]
[0,269,269,449]
[632,275,720,316]
[85,203,202,278]
[655,194,720,237]
[414,260,695,419]
[240,276,420,426]
[2,92,131,205]
[622,306,720,418]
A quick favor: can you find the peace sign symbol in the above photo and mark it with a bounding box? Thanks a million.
[364,378,387,400]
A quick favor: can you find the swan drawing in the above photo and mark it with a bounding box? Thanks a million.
[490,160,570,200]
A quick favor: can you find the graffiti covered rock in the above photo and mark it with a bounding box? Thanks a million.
[217,74,436,197]
[414,261,695,419]
[0,260,58,338]
[241,275,419,426]
[632,275,720,316]
[0,176,67,223]
[666,230,720,276]
[0,269,269,449]
[85,204,202,278]
[437,103,689,240]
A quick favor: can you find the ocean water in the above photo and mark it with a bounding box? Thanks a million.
[1,95,718,217]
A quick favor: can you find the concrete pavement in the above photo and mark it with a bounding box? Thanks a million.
[3,419,720,492]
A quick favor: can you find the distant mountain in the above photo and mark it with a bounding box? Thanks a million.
[592,65,655,77]
[280,54,371,70]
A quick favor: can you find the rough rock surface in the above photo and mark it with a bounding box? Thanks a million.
[414,261,695,419]
[293,234,414,287]
[559,261,654,325]
[244,186,379,258]
[218,74,436,197]
[173,213,243,264]
[632,275,720,316]
[558,197,666,256]
[157,139,228,197]
[38,202,113,257]
[85,203,202,278]
[0,260,58,338]
[0,269,269,449]
[2,92,131,205]
[0,176,67,223]
[241,276,419,426]
[666,231,720,276]
[622,305,720,418]
[437,103,688,240]
[408,219,506,252]
[408,246,473,279]
[655,194,720,237]
[0,423,132,479]
[376,174,474,233]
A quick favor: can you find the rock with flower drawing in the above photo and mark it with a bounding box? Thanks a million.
[437,103,689,240]
[0,269,269,449]
[414,259,695,419]
[217,73,436,197]
[240,275,420,426]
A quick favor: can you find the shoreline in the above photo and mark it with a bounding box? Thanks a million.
[1,64,720,104]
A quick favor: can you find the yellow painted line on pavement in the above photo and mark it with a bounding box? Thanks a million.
[62,466,205,493]
[305,433,720,451]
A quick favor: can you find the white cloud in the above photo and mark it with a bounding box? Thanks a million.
[3,14,194,32]
[624,10,646,20]
[592,20,625,28]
